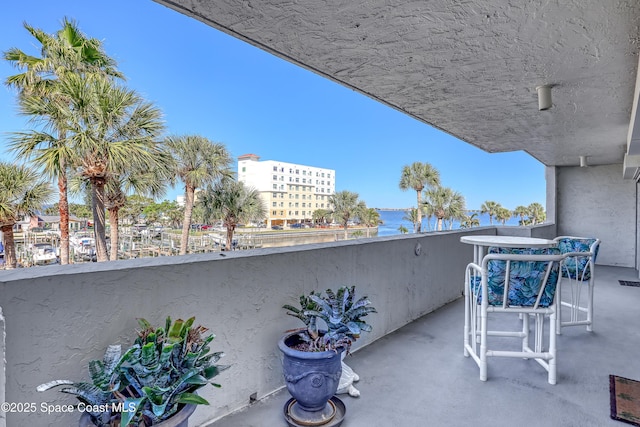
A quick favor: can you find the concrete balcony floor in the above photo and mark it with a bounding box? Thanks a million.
[206,265,640,427]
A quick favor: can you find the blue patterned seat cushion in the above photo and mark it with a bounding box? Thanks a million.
[470,247,561,307]
[556,238,599,281]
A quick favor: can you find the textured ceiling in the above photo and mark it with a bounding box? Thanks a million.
[154,0,640,168]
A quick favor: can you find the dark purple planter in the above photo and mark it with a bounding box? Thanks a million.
[78,403,196,427]
[278,331,344,413]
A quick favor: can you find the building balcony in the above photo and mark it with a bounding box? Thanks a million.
[211,263,640,427]
[0,226,637,426]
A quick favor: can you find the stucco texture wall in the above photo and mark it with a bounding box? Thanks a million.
[0,231,473,426]
[556,164,636,267]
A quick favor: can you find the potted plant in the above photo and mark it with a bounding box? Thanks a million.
[280,286,376,426]
[37,316,228,427]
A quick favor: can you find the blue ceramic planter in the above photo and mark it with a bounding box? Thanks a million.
[279,331,344,412]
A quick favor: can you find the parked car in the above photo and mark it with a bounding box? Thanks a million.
[290,223,303,229]
[201,224,214,231]
[272,225,283,230]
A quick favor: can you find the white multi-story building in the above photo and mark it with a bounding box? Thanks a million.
[237,154,336,226]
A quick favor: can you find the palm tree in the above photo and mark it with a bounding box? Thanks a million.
[398,225,409,234]
[201,180,266,250]
[104,166,168,261]
[445,191,466,230]
[495,206,512,225]
[423,186,466,231]
[399,162,440,232]
[312,209,331,226]
[0,162,53,269]
[513,205,529,225]
[460,212,480,229]
[5,18,122,265]
[67,75,165,261]
[528,202,546,225]
[359,208,380,237]
[402,208,420,233]
[166,135,233,255]
[480,200,501,225]
[329,190,365,240]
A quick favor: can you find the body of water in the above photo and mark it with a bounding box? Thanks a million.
[377,209,520,237]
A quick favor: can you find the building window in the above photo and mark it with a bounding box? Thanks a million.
[273,202,277,207]
[302,203,306,207]
[280,211,284,215]
[242,167,246,172]
[272,210,277,215]
[322,172,325,177]
[273,175,277,180]
[296,178,299,183]
[296,169,300,174]
[295,194,299,199]
[303,170,306,176]
[273,184,277,189]
[273,166,277,171]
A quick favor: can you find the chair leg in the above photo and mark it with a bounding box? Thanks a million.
[586,277,594,332]
[464,284,470,357]
[479,310,488,381]
[548,310,557,385]
[556,278,563,335]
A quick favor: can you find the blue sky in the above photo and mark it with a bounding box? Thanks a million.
[0,0,546,210]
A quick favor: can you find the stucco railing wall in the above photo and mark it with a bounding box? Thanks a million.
[0,229,484,426]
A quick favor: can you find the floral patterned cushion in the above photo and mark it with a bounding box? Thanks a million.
[556,237,599,281]
[469,247,561,307]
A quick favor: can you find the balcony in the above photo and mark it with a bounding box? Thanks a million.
[211,264,640,427]
[0,226,636,426]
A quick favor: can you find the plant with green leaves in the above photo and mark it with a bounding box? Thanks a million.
[37,317,228,426]
[283,286,377,353]
[37,345,125,426]
[117,317,228,426]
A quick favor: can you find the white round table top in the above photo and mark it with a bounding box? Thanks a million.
[460,235,556,248]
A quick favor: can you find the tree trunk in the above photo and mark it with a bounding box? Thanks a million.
[180,186,195,255]
[58,165,70,265]
[1,225,17,269]
[91,178,109,262]
[437,217,443,231]
[108,208,120,261]
[416,191,423,233]
[226,225,235,251]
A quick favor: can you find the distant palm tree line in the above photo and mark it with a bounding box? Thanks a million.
[399,161,545,232]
